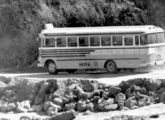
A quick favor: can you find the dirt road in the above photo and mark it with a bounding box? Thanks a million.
[0,68,165,85]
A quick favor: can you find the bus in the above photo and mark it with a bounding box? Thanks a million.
[37,24,165,74]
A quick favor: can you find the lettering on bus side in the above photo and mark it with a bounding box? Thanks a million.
[79,62,90,67]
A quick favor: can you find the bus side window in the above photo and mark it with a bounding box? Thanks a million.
[90,36,100,46]
[157,33,165,43]
[101,36,111,46]
[135,36,139,45]
[124,36,133,46]
[140,35,147,45]
[45,38,55,47]
[112,36,123,46]
[79,36,89,47]
[68,37,77,47]
[57,37,66,47]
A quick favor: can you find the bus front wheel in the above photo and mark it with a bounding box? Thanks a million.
[105,60,118,73]
[47,61,58,74]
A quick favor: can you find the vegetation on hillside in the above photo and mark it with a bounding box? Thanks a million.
[0,0,164,68]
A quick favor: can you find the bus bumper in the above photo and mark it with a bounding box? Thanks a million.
[140,60,165,67]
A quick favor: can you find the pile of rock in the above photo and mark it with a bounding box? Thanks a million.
[0,77,165,118]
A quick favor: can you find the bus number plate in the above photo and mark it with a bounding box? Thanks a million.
[79,62,90,67]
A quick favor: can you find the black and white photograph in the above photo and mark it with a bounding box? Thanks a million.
[0,0,165,120]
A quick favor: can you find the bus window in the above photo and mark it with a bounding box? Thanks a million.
[124,36,133,46]
[79,36,89,47]
[68,37,77,47]
[112,36,123,46]
[57,37,66,47]
[101,36,111,46]
[147,34,157,44]
[157,33,165,43]
[140,35,147,45]
[45,38,55,47]
[135,36,139,45]
[90,36,100,46]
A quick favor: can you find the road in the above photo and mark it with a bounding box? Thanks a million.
[0,68,165,85]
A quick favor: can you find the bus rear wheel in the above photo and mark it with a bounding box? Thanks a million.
[47,61,58,74]
[105,60,118,73]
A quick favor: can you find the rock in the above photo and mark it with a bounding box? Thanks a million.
[0,76,11,84]
[47,106,58,116]
[83,110,93,115]
[53,97,63,106]
[65,103,76,111]
[7,103,16,112]
[31,105,43,112]
[125,99,137,108]
[137,98,147,107]
[118,102,124,108]
[103,104,118,111]
[144,78,161,91]
[115,93,126,104]
[160,92,165,103]
[49,110,78,120]
[98,98,115,111]
[77,100,87,112]
[16,100,31,113]
[108,86,121,97]
[157,88,165,97]
[0,101,8,112]
[62,97,70,104]
[139,87,147,94]
[44,101,52,111]
[34,94,45,105]
[0,81,7,88]
[80,80,97,92]
[44,101,61,112]
[86,102,94,112]
[120,107,129,111]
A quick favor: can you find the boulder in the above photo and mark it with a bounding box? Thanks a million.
[86,102,94,112]
[115,93,126,104]
[47,106,58,116]
[77,100,87,112]
[0,76,11,84]
[31,105,43,112]
[103,104,118,111]
[144,78,161,91]
[125,99,137,108]
[80,80,97,92]
[0,101,8,112]
[53,97,63,106]
[7,103,16,112]
[16,100,31,113]
[44,101,61,112]
[160,92,165,103]
[137,97,147,107]
[98,98,115,111]
[65,103,76,111]
[0,81,7,88]
[49,110,78,120]
[108,86,121,97]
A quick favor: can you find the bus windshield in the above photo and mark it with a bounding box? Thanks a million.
[140,32,165,45]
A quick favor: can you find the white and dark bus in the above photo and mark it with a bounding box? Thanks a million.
[37,24,165,74]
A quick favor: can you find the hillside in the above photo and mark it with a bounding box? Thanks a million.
[0,0,164,68]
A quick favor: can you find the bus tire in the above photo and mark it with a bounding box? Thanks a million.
[47,61,58,74]
[105,60,118,73]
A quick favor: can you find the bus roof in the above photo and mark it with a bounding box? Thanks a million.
[40,24,164,36]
